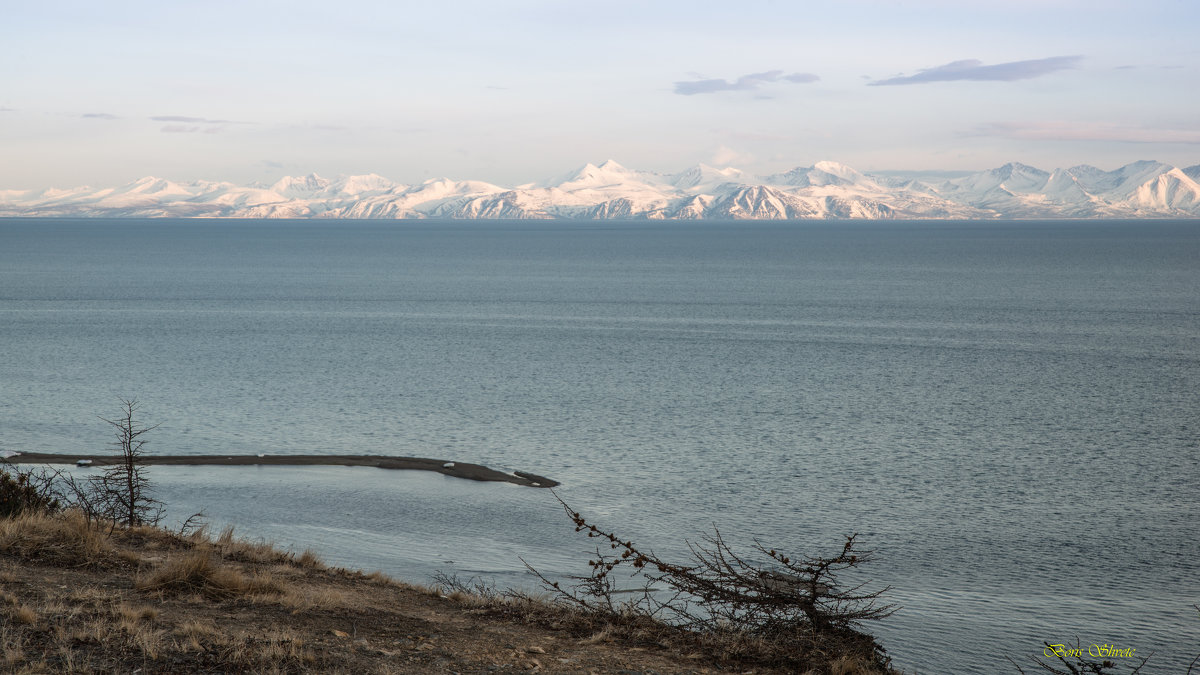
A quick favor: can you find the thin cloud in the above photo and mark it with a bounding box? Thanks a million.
[0,106,14,112]
[869,56,1082,86]
[1115,64,1184,71]
[152,114,245,134]
[82,113,119,120]
[976,121,1200,144]
[160,124,225,134]
[150,115,235,123]
[675,70,820,95]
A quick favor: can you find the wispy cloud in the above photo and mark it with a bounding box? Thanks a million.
[1115,64,1184,71]
[0,106,15,112]
[150,114,245,134]
[160,124,225,134]
[675,70,820,95]
[82,113,119,120]
[869,56,1082,86]
[150,115,234,124]
[976,121,1200,144]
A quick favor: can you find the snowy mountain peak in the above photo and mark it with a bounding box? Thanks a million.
[4,159,1199,220]
[111,177,195,199]
[574,160,630,178]
[1122,159,1169,171]
[1065,160,1174,196]
[766,162,874,188]
[811,160,858,178]
[412,178,503,198]
[329,173,399,196]
[672,163,746,189]
[596,159,627,172]
[993,162,1047,176]
[270,173,331,197]
[545,159,659,190]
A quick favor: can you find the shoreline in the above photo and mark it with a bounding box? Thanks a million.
[4,452,559,488]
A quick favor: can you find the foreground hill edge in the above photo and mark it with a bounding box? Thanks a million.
[0,507,897,673]
[4,159,1200,220]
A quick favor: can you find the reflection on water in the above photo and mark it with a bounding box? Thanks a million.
[149,466,582,585]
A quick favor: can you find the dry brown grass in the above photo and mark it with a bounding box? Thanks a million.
[363,569,394,584]
[0,509,115,566]
[0,509,374,673]
[276,585,353,612]
[0,626,24,668]
[0,592,38,627]
[115,602,160,623]
[0,504,891,674]
[7,605,37,626]
[6,594,168,669]
[229,628,318,670]
[135,549,283,599]
[213,525,286,563]
[438,582,897,675]
[173,617,222,641]
[295,548,323,568]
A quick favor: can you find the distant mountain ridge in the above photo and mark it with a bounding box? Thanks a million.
[4,160,1200,220]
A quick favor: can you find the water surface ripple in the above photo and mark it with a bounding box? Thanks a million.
[1,219,1197,673]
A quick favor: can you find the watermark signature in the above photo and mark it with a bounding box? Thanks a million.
[1044,643,1137,659]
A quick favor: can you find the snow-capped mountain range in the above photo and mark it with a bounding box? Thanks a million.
[4,160,1200,220]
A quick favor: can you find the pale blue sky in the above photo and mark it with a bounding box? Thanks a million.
[2,0,1198,188]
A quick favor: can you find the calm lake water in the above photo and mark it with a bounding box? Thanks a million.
[1,218,1197,673]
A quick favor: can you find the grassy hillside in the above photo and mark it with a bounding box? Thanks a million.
[0,507,895,674]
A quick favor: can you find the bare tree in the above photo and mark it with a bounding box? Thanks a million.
[94,398,162,527]
[524,492,896,668]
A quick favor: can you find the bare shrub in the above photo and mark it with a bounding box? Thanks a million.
[525,493,897,671]
[0,464,61,518]
[432,572,504,601]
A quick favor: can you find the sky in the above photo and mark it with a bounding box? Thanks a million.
[2,0,1198,189]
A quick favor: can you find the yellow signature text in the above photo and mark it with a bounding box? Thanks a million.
[1089,644,1137,658]
[1044,643,1137,659]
